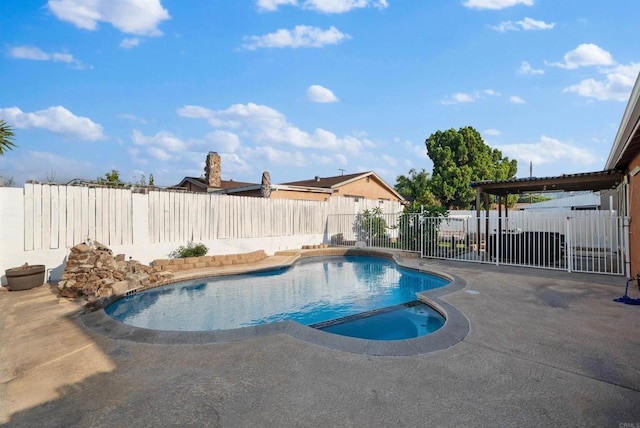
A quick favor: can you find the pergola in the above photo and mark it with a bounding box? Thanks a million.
[468,169,625,253]
[470,169,625,200]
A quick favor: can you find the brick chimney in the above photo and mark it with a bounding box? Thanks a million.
[204,152,221,188]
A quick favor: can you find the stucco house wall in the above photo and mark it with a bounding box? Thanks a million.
[332,176,402,202]
[270,190,330,201]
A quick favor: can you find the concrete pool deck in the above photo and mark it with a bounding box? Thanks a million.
[1,252,640,426]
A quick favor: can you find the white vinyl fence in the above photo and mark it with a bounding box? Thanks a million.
[2,183,403,282]
[19,183,403,251]
[23,182,133,250]
[147,191,327,243]
[146,190,402,244]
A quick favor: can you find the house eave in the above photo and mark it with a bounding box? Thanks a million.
[606,71,640,170]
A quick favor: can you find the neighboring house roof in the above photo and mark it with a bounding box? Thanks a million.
[282,172,368,188]
[281,171,406,201]
[606,71,640,170]
[176,176,257,191]
[221,183,334,195]
[177,171,405,201]
[520,192,601,210]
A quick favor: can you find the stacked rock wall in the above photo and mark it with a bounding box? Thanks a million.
[58,241,173,300]
[152,250,267,271]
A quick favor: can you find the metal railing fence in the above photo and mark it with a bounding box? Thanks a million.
[327,211,628,276]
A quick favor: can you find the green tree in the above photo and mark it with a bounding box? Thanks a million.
[426,126,517,209]
[0,175,15,187]
[0,120,17,155]
[394,168,430,200]
[133,173,147,186]
[97,169,125,187]
[395,168,442,206]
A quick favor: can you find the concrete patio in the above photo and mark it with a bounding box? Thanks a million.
[1,255,639,427]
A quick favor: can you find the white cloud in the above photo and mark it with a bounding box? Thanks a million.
[307,85,339,103]
[495,135,598,169]
[510,95,525,104]
[117,113,147,124]
[257,0,297,11]
[8,46,50,61]
[441,89,500,104]
[0,150,95,184]
[178,102,370,155]
[546,44,638,101]
[547,43,614,69]
[441,92,476,105]
[0,106,105,141]
[242,25,350,49]
[563,63,640,102]
[491,17,554,32]
[131,130,187,154]
[120,38,141,49]
[146,146,172,161]
[380,154,398,167]
[8,45,84,67]
[205,130,242,153]
[483,129,501,136]
[400,139,428,159]
[218,153,251,177]
[257,0,388,13]
[309,153,348,165]
[47,0,170,36]
[179,103,286,129]
[491,21,517,32]
[518,17,554,30]
[244,146,307,166]
[463,0,533,10]
[302,0,388,13]
[518,61,544,75]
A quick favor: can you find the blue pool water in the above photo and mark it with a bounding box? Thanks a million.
[313,301,445,340]
[105,256,449,337]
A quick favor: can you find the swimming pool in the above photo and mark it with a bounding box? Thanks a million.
[313,301,445,340]
[105,256,449,339]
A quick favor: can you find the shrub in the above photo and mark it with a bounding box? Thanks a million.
[353,207,387,243]
[169,241,208,258]
[398,202,448,254]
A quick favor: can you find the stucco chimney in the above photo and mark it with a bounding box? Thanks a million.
[204,152,221,188]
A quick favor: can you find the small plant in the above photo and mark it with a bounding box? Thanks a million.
[353,207,388,243]
[169,241,208,258]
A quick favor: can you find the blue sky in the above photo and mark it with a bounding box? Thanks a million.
[1,0,638,187]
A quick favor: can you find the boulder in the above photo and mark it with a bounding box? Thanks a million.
[57,240,173,304]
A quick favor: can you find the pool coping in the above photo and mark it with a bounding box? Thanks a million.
[80,248,470,357]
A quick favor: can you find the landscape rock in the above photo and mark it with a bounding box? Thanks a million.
[58,241,173,304]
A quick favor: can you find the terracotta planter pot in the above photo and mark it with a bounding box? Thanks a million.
[5,265,46,291]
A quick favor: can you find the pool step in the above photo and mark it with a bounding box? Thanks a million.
[310,301,420,329]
